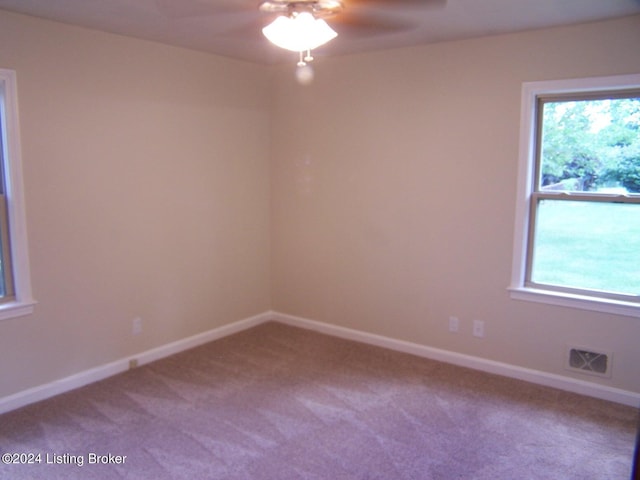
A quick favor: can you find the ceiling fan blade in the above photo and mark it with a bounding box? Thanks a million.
[345,0,445,6]
[327,0,445,38]
[330,11,417,36]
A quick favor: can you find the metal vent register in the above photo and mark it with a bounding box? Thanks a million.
[567,347,611,377]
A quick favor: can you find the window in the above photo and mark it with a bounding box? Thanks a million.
[0,68,35,320]
[510,74,640,317]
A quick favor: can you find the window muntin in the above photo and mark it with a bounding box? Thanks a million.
[525,91,640,303]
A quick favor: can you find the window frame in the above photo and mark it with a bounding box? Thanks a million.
[509,73,640,318]
[0,68,36,320]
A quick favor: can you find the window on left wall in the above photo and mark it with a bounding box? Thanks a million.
[0,68,36,320]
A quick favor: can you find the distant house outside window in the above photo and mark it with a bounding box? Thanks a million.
[510,74,640,317]
[0,68,35,320]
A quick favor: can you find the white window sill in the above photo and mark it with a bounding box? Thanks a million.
[0,299,36,321]
[508,287,640,318]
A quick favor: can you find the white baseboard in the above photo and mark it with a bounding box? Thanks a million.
[0,311,271,415]
[2,309,638,415]
[271,311,640,408]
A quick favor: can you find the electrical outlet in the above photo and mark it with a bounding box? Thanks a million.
[448,316,459,333]
[473,319,485,338]
[132,317,142,336]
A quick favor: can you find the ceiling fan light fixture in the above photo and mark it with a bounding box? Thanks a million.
[259,1,344,16]
[262,11,338,53]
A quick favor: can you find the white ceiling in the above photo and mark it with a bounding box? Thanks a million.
[0,0,639,64]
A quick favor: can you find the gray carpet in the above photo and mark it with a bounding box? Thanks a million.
[0,321,637,479]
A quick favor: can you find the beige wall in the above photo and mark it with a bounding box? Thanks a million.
[0,10,271,397]
[1,8,639,401]
[270,16,640,393]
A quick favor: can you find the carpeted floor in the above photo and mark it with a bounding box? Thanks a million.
[0,321,637,479]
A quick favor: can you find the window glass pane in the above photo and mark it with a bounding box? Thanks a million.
[0,114,6,298]
[0,260,5,297]
[539,97,640,193]
[531,199,640,296]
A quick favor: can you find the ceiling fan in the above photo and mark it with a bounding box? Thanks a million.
[155,0,444,76]
[156,0,443,49]
[259,1,344,67]
[258,0,345,17]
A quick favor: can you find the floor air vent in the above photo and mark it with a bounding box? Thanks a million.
[566,346,612,377]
